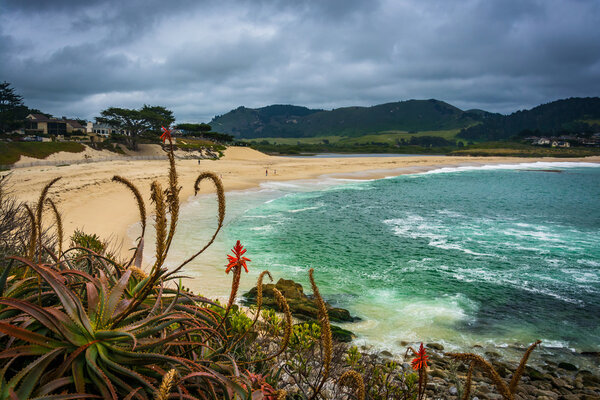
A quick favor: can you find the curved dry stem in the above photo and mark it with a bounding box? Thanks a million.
[509,340,541,394]
[462,362,474,400]
[245,287,292,365]
[151,181,167,270]
[169,172,225,277]
[447,353,512,400]
[418,368,428,400]
[339,370,366,400]
[222,265,242,328]
[309,268,332,400]
[36,177,60,262]
[163,149,180,256]
[112,176,146,266]
[23,203,37,261]
[228,270,273,351]
[44,198,63,258]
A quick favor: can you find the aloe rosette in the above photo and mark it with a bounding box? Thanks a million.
[0,256,247,399]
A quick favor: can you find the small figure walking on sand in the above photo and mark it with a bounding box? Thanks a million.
[265,169,268,176]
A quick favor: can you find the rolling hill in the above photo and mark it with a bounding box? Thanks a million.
[210,99,487,139]
[457,97,600,141]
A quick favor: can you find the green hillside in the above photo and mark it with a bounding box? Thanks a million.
[458,97,600,141]
[210,100,483,139]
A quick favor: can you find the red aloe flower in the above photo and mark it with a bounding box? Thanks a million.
[412,343,429,370]
[160,125,172,143]
[226,240,250,273]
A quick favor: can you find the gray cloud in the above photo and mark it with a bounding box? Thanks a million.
[1,0,599,122]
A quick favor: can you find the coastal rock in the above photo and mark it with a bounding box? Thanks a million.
[426,342,444,351]
[242,278,360,323]
[380,350,394,358]
[534,389,559,399]
[430,369,447,380]
[579,372,600,388]
[299,320,355,343]
[557,362,577,371]
[526,366,550,381]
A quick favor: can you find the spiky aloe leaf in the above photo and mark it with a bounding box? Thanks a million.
[31,395,100,400]
[96,345,156,393]
[86,281,99,321]
[0,345,49,359]
[0,260,14,297]
[0,298,81,344]
[101,269,132,327]
[33,376,72,396]
[9,256,93,334]
[94,329,137,349]
[71,357,86,393]
[8,347,63,398]
[85,345,117,399]
[0,321,62,348]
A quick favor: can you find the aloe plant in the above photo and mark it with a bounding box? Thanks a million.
[0,255,249,399]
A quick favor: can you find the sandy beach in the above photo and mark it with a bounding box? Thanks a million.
[4,146,600,260]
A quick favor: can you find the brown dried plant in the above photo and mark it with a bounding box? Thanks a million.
[248,287,293,365]
[155,369,177,400]
[463,362,474,400]
[339,370,366,400]
[23,203,36,260]
[150,180,168,269]
[309,267,333,400]
[163,145,181,256]
[167,171,225,278]
[44,198,63,257]
[35,177,60,262]
[111,175,147,266]
[229,270,273,352]
[447,340,542,400]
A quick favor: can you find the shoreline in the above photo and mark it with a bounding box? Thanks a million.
[5,147,600,377]
[6,147,600,261]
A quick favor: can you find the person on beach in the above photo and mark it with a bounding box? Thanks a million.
[266,168,268,176]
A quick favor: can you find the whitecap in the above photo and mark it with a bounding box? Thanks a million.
[423,161,600,175]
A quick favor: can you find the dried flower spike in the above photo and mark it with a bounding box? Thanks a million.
[226,240,250,273]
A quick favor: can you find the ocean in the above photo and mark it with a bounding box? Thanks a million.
[146,161,600,369]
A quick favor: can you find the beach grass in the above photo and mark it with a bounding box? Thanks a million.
[0,141,85,165]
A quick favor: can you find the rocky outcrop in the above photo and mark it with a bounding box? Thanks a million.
[242,278,360,323]
[242,278,359,342]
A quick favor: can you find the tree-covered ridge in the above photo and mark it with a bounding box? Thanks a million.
[457,97,600,141]
[210,100,484,138]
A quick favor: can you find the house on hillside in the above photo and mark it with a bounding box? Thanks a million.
[535,137,551,145]
[551,140,570,148]
[25,114,85,135]
[86,122,131,136]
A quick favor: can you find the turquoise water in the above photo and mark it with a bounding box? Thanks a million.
[163,162,600,366]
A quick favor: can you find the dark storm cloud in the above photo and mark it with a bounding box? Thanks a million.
[1,0,599,121]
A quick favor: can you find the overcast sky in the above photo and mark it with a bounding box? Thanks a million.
[1,0,599,122]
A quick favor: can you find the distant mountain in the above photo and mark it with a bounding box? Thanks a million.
[457,97,600,141]
[210,100,484,138]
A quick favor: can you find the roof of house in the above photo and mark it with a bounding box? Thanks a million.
[65,120,84,129]
[26,114,85,129]
[27,113,51,121]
